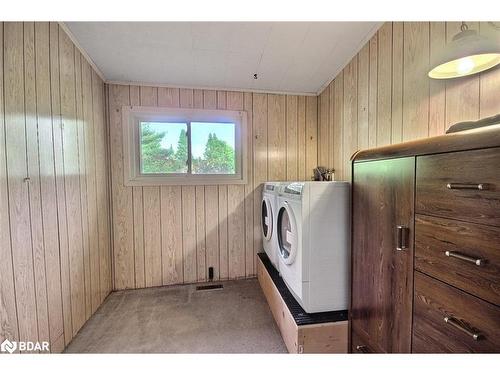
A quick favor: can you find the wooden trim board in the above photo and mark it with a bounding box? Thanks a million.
[257,256,348,353]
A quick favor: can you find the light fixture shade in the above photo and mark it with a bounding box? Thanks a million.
[428,28,500,79]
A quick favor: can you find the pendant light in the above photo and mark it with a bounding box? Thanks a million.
[428,22,500,79]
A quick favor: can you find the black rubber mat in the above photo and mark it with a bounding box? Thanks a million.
[196,284,223,291]
[258,252,348,326]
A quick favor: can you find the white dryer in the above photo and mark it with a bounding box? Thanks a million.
[276,181,350,313]
[261,182,282,269]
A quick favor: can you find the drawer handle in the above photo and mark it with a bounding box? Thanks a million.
[445,251,485,266]
[355,345,369,353]
[446,183,488,191]
[444,316,483,341]
[396,225,409,251]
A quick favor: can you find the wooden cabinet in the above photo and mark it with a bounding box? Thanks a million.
[351,157,415,353]
[351,125,500,353]
[351,329,375,354]
[415,215,500,306]
[416,147,500,227]
[413,272,500,353]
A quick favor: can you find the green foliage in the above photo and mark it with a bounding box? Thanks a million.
[174,128,188,172]
[194,133,235,174]
[140,125,170,173]
[140,124,235,175]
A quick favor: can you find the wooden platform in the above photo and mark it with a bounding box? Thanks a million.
[257,254,348,353]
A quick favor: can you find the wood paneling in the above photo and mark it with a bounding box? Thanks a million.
[0,21,19,345]
[286,96,298,180]
[429,22,446,137]
[268,94,286,181]
[205,185,219,279]
[319,21,500,181]
[368,35,377,149]
[391,22,404,144]
[161,186,183,284]
[34,22,64,349]
[60,26,86,335]
[92,73,112,302]
[297,96,307,180]
[108,85,316,289]
[50,22,72,346]
[403,22,430,141]
[82,59,100,311]
[243,93,255,276]
[182,186,197,283]
[377,23,392,146]
[0,22,111,352]
[332,73,344,180]
[357,44,369,151]
[318,89,330,166]
[4,21,38,345]
[24,22,50,345]
[343,58,358,182]
[109,85,134,290]
[305,96,318,180]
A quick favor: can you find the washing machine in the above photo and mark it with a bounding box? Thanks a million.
[276,181,350,313]
[261,182,282,269]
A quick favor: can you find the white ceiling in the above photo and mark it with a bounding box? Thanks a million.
[65,22,381,95]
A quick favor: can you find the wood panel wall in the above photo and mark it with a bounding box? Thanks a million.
[2,20,498,351]
[108,85,318,290]
[318,22,500,181]
[0,22,112,352]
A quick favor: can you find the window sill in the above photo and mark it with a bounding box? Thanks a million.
[124,175,247,186]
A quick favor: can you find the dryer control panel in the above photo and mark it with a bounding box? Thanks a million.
[265,184,276,191]
[283,182,304,195]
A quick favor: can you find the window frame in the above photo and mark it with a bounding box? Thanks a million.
[122,106,247,186]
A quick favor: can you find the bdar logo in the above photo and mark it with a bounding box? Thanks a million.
[1,339,17,354]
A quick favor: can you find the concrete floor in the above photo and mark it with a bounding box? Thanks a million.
[65,278,287,353]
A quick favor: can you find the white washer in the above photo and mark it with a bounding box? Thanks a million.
[261,182,282,269]
[276,181,350,313]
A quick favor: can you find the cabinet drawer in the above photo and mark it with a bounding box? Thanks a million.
[416,147,500,227]
[415,215,500,306]
[413,272,500,353]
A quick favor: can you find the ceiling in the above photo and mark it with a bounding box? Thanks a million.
[65,22,381,95]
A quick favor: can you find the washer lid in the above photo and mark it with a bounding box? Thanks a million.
[277,202,298,265]
[261,197,273,241]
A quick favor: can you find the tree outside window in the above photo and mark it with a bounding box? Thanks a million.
[139,121,235,175]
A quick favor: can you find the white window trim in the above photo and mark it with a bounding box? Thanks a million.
[122,106,247,186]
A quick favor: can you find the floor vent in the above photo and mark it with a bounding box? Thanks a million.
[196,284,223,291]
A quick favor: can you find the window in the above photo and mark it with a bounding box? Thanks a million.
[123,106,247,185]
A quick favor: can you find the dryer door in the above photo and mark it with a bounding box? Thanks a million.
[277,201,298,265]
[261,196,273,241]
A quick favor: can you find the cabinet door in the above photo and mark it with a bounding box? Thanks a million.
[351,157,415,353]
